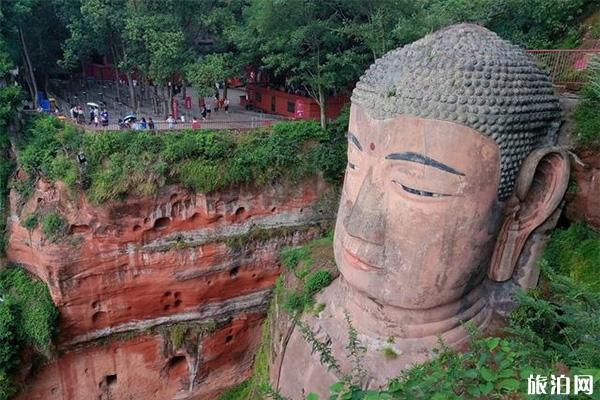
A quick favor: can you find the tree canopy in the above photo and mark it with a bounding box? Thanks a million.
[0,0,597,126]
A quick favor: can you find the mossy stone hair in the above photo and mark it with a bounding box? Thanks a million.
[352,23,561,200]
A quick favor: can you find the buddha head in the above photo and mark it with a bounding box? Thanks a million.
[334,24,569,309]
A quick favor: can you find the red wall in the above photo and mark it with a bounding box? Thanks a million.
[248,85,348,121]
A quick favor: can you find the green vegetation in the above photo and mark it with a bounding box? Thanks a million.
[278,231,336,315]
[574,57,600,146]
[0,266,58,400]
[543,223,600,291]
[17,115,347,204]
[218,380,251,400]
[2,0,596,130]
[21,213,38,231]
[218,296,274,400]
[41,212,67,242]
[162,320,218,350]
[380,346,399,360]
[0,86,21,256]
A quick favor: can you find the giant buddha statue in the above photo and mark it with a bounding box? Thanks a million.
[272,24,569,398]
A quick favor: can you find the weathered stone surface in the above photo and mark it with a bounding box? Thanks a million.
[8,177,333,341]
[7,176,336,399]
[566,150,600,231]
[274,24,570,399]
[15,313,265,400]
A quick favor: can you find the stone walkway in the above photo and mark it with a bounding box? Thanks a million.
[48,80,286,131]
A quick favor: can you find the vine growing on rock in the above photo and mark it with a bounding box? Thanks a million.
[0,266,58,400]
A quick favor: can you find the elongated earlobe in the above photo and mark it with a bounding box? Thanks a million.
[488,147,570,284]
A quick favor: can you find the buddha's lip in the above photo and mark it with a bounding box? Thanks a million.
[343,247,384,272]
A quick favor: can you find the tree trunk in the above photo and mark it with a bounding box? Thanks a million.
[19,27,38,108]
[318,85,327,129]
[110,45,120,103]
[153,85,159,115]
[21,54,35,106]
[223,81,228,100]
[167,84,173,115]
[125,71,136,112]
[44,74,50,95]
[162,86,168,117]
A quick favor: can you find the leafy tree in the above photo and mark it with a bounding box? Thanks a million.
[186,53,236,97]
[240,0,366,128]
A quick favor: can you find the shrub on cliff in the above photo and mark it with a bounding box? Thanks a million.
[18,115,348,203]
[0,266,58,400]
[0,86,21,256]
[574,57,600,147]
[543,223,600,291]
[41,212,67,243]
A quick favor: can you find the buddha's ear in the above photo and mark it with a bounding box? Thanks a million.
[488,147,570,286]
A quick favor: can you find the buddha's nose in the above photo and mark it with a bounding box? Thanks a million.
[344,168,386,246]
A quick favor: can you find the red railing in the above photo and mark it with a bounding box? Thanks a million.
[527,49,600,88]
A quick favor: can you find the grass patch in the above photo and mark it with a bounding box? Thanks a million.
[41,212,67,242]
[17,114,347,204]
[380,346,399,360]
[217,380,251,400]
[574,57,600,147]
[543,223,600,292]
[161,320,218,351]
[278,231,336,315]
[21,213,39,231]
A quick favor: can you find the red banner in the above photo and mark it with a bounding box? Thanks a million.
[184,96,192,110]
[172,97,179,119]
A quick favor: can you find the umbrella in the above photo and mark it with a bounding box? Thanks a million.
[86,102,100,109]
[123,114,137,123]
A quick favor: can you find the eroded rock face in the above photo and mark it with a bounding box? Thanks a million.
[7,176,335,399]
[15,313,264,400]
[566,150,600,231]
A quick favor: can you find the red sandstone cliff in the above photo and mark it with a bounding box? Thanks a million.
[7,176,336,399]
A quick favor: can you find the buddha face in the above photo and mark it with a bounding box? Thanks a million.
[334,104,504,309]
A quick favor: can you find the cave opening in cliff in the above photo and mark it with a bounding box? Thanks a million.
[105,374,117,387]
[153,217,171,230]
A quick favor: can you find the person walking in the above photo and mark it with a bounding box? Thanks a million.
[166,114,175,129]
[206,103,211,119]
[140,117,148,129]
[201,105,207,120]
[224,98,230,114]
[191,116,201,129]
[148,117,155,130]
[100,109,109,127]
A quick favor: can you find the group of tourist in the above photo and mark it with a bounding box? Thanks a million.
[199,96,230,120]
[120,117,154,130]
[65,94,231,131]
[69,105,109,127]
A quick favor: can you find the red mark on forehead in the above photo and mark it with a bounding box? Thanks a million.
[370,143,375,151]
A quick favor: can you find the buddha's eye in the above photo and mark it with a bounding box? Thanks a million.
[348,162,358,171]
[392,180,450,198]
